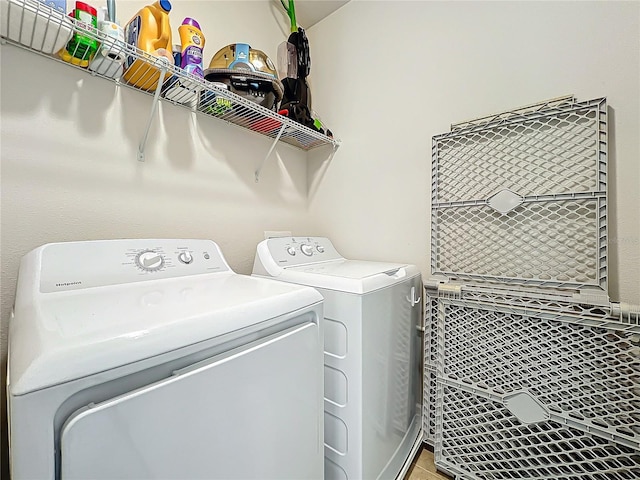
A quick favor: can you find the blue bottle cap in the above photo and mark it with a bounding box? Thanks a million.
[159,0,171,12]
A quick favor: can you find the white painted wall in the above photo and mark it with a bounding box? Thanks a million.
[307,0,640,304]
[0,0,327,472]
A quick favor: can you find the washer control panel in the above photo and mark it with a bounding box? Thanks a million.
[265,237,343,267]
[40,239,231,292]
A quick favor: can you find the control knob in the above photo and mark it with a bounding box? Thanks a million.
[316,245,325,253]
[301,244,314,256]
[136,251,165,272]
[286,246,296,256]
[178,251,193,264]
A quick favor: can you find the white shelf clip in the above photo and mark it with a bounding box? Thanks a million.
[138,59,169,162]
[255,123,288,182]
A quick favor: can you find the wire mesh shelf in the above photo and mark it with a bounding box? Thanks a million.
[0,0,339,152]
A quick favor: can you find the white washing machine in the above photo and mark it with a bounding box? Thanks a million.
[253,237,423,480]
[7,239,324,480]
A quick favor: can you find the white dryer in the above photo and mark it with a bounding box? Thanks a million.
[253,237,423,480]
[7,239,324,480]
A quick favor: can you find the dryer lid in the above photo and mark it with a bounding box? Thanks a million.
[9,269,321,396]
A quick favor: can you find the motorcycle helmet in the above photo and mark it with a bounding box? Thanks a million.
[204,44,283,111]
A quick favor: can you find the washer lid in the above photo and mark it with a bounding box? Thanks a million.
[287,259,406,278]
[276,260,420,294]
[253,236,420,294]
[9,273,322,395]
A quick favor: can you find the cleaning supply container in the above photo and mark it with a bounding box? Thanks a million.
[160,17,204,106]
[178,17,204,78]
[203,44,283,111]
[88,6,125,78]
[123,0,173,91]
[59,1,98,67]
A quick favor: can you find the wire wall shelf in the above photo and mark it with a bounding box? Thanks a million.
[0,0,340,178]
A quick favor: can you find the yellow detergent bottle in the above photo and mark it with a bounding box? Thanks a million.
[123,0,173,91]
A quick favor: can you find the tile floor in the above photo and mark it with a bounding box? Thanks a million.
[404,447,452,480]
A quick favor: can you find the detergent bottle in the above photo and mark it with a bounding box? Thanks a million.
[178,17,205,78]
[123,0,173,91]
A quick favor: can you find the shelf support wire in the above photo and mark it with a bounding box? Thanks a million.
[328,140,340,162]
[255,123,288,182]
[138,59,169,162]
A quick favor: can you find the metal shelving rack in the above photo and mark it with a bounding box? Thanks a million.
[0,0,340,181]
[423,95,640,479]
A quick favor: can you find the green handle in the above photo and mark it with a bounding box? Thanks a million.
[288,0,297,32]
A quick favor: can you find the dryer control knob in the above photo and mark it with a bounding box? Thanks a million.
[136,251,165,272]
[301,244,313,256]
[286,246,296,256]
[178,251,193,264]
[316,245,325,253]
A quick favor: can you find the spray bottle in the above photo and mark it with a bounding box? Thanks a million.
[178,17,205,78]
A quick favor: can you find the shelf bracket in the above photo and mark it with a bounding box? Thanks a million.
[328,140,340,162]
[255,123,287,182]
[138,60,169,162]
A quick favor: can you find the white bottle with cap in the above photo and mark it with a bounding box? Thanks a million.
[88,6,125,79]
